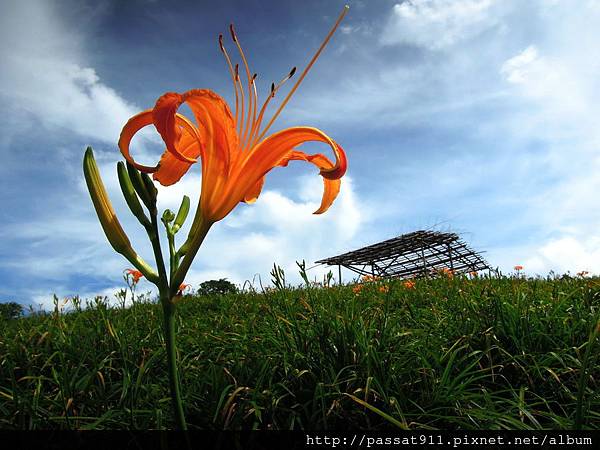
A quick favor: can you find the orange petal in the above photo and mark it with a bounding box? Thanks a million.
[224,127,346,217]
[152,89,238,191]
[320,141,346,180]
[244,127,346,183]
[152,93,200,164]
[277,151,341,214]
[153,126,203,186]
[179,89,239,218]
[149,89,239,220]
[119,109,202,175]
[118,110,160,173]
[182,89,237,171]
[243,176,265,204]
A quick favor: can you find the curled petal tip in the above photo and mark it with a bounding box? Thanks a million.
[153,92,201,165]
[118,111,161,174]
[320,142,347,180]
[320,166,346,180]
[312,201,333,215]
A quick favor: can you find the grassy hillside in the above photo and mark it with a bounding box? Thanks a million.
[1,273,598,430]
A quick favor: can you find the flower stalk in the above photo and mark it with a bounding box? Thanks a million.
[146,185,187,430]
[161,291,187,430]
[84,147,189,428]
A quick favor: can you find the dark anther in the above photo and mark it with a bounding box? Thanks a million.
[252,73,258,83]
[229,24,237,42]
[270,82,275,97]
[218,34,224,52]
[289,67,297,78]
[235,64,239,80]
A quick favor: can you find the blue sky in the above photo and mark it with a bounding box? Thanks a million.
[1,0,599,308]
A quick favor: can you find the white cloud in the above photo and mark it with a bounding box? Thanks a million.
[186,175,366,287]
[372,1,600,278]
[500,45,590,121]
[524,236,600,275]
[381,0,499,49]
[28,283,154,312]
[500,45,540,84]
[4,168,365,306]
[340,25,354,35]
[496,37,600,276]
[0,0,138,144]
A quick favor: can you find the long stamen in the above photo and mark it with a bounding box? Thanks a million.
[234,63,246,138]
[219,34,240,125]
[248,67,296,149]
[247,73,258,151]
[230,24,255,150]
[254,5,349,144]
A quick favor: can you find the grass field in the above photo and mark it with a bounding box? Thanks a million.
[1,271,599,430]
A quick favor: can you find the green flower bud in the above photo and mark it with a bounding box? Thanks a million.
[172,195,190,234]
[117,161,150,228]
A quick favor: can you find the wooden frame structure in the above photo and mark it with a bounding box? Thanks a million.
[316,230,490,281]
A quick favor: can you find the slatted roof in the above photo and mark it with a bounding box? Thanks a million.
[316,230,490,279]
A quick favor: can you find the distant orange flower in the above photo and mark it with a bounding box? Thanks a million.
[469,271,478,278]
[514,265,523,271]
[118,10,348,226]
[352,285,363,295]
[577,271,589,277]
[379,285,389,293]
[440,268,454,279]
[403,280,416,289]
[124,268,143,284]
[361,275,381,283]
[179,283,191,293]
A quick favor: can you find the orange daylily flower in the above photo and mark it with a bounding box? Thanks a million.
[179,283,191,293]
[403,280,416,289]
[439,268,454,279]
[118,8,348,225]
[361,275,381,283]
[352,285,363,295]
[514,265,523,271]
[378,285,389,293]
[124,268,143,284]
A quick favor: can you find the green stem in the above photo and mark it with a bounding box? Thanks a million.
[170,218,212,297]
[148,216,168,283]
[167,232,177,281]
[147,213,187,429]
[162,296,187,430]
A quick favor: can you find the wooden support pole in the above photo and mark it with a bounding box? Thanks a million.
[420,241,427,277]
